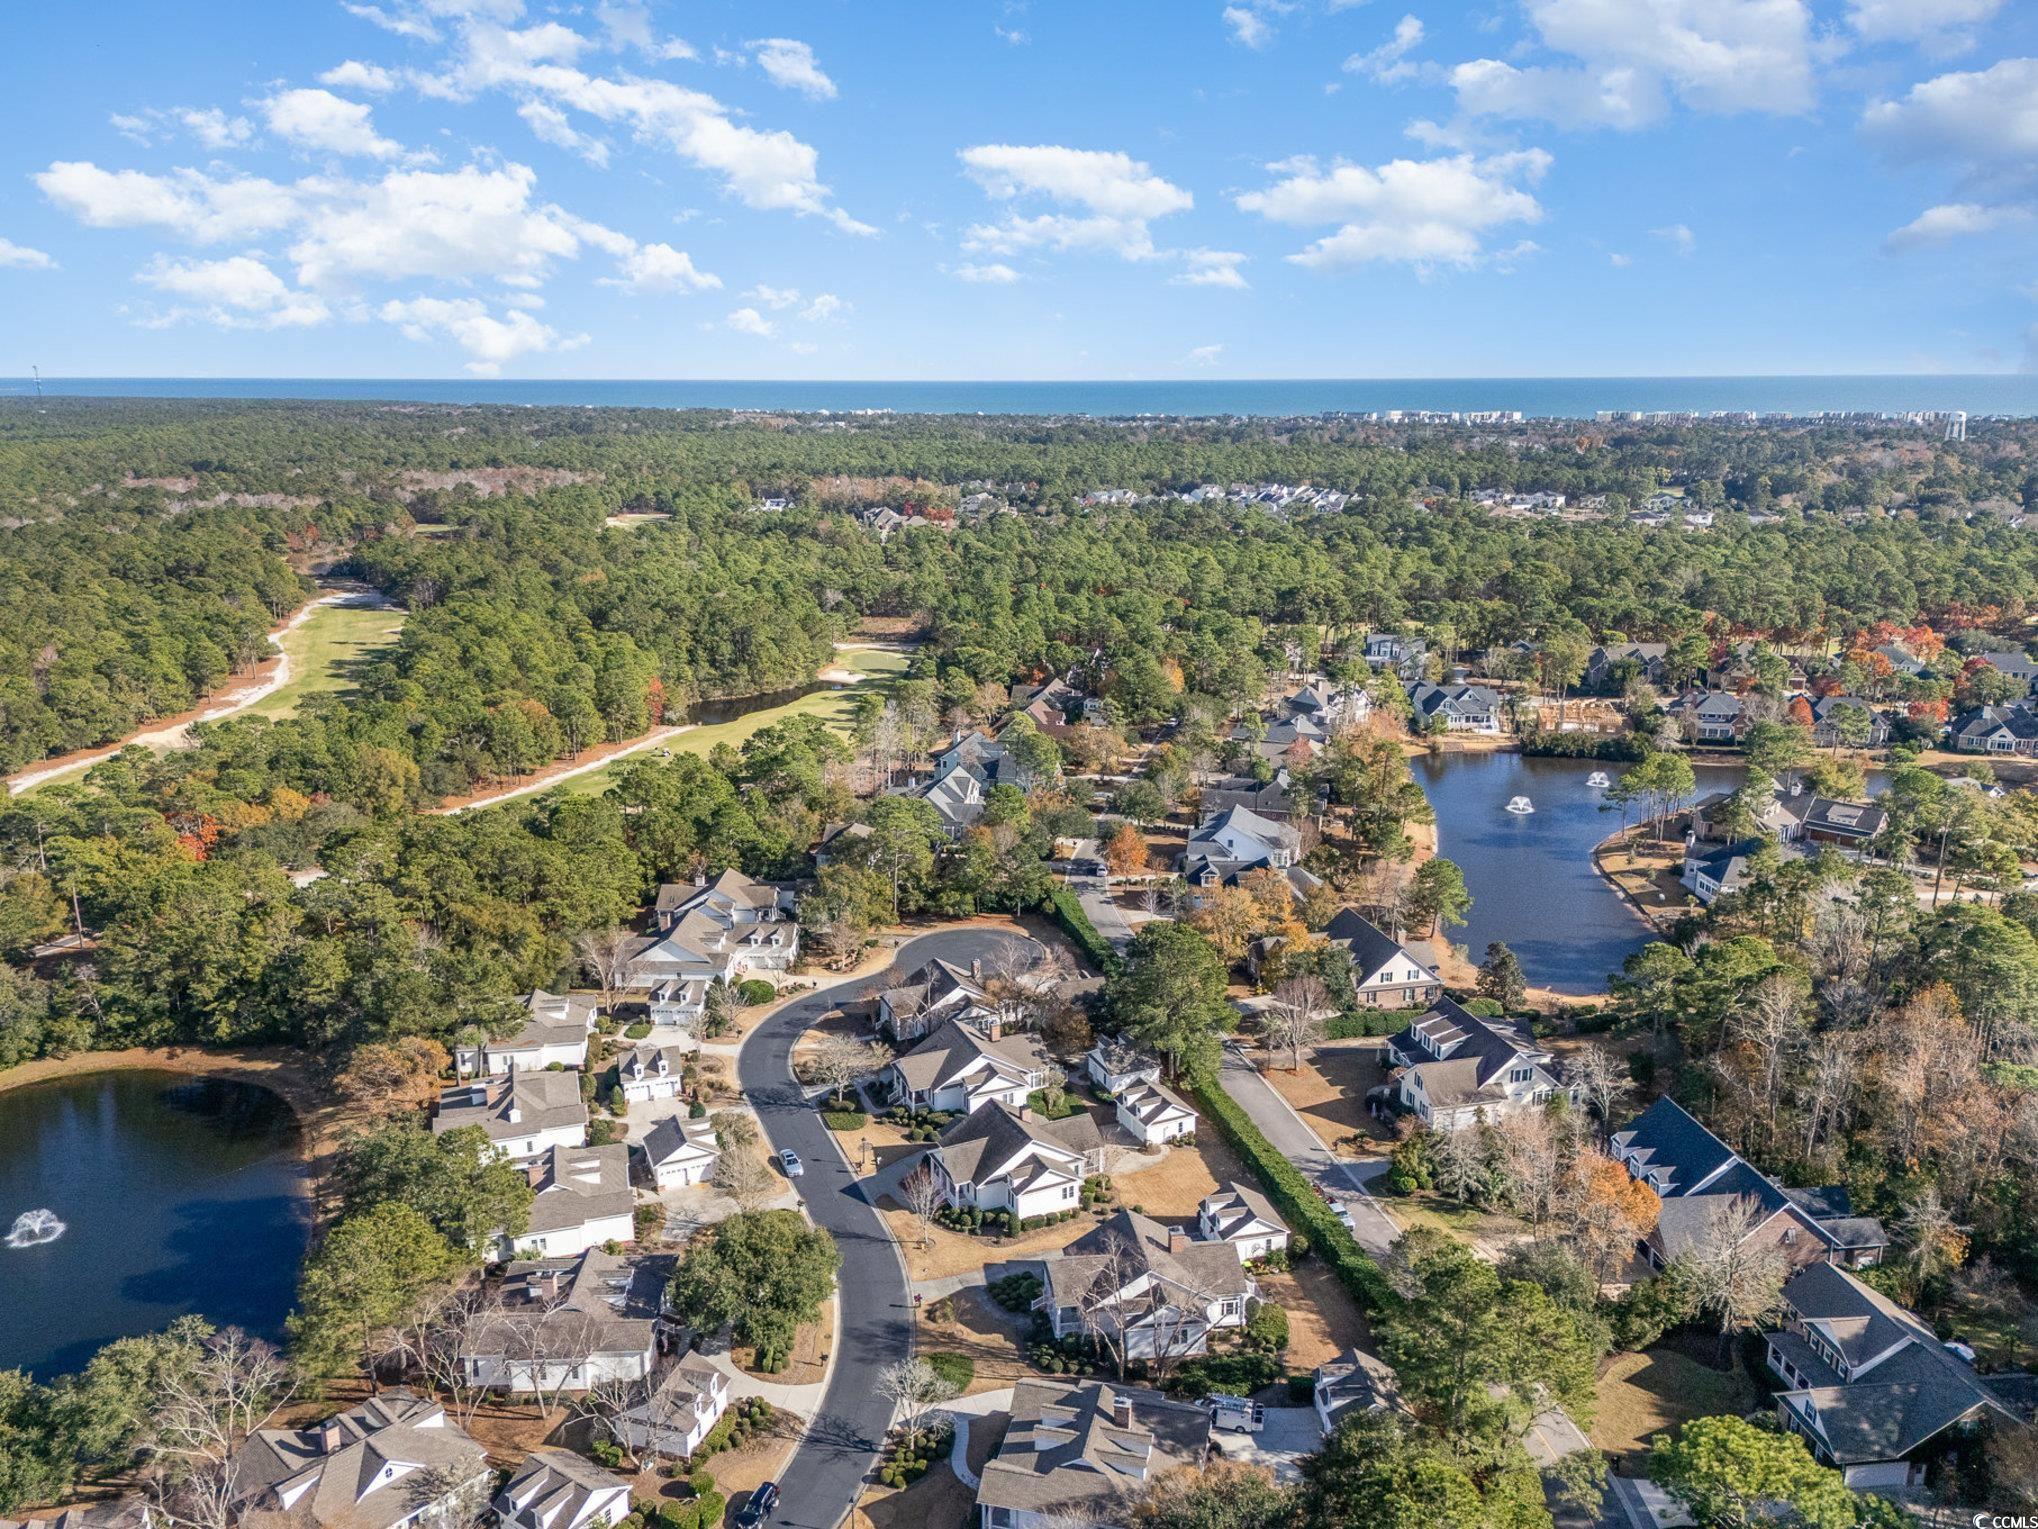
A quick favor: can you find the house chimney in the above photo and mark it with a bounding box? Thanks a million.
[1111,1392,1133,1429]
[971,959,983,981]
[1017,1103,1033,1121]
[986,1015,1002,1042]
[1167,1226,1191,1254]
[317,1417,346,1455]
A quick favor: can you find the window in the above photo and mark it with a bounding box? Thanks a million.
[1063,1186,1076,1200]
[1509,1066,1532,1083]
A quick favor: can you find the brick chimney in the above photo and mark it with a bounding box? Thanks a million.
[317,1416,346,1455]
[1167,1226,1191,1254]
[970,958,983,981]
[986,1015,1002,1042]
[1111,1392,1133,1429]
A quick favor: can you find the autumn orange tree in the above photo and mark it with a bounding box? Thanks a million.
[1103,821,1148,879]
[1567,1151,1661,1292]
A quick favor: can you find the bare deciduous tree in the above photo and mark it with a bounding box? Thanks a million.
[877,1357,961,1448]
[1565,1044,1630,1136]
[800,1033,892,1106]
[1677,1195,1788,1361]
[142,1328,295,1529]
[899,1162,943,1250]
[1266,974,1333,1073]
[571,1373,653,1467]
[715,1149,779,1213]
[710,1109,760,1154]
[573,926,636,1017]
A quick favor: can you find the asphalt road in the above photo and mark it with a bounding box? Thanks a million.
[736,927,1042,1529]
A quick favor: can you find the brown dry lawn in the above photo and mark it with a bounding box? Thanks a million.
[917,1288,1041,1393]
[880,1202,1098,1284]
[1591,1349,1759,1468]
[733,1296,835,1386]
[1256,1040,1395,1158]
[852,1414,1007,1529]
[1257,1264,1372,1372]
[627,1413,800,1509]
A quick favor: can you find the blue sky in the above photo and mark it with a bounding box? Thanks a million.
[2,0,2034,379]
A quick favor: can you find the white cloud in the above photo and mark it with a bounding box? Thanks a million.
[1609,251,1632,266]
[955,262,1020,283]
[518,101,610,166]
[959,143,1192,262]
[287,163,579,287]
[1861,57,2038,166]
[1884,201,2030,249]
[262,88,403,160]
[726,306,775,336]
[1186,343,1225,366]
[381,294,587,374]
[342,3,442,42]
[136,253,330,327]
[1224,3,1293,48]
[1173,248,1250,288]
[320,60,398,93]
[1237,150,1550,269]
[1452,0,1815,128]
[1347,16,1425,82]
[109,106,256,149]
[994,26,1029,44]
[0,238,55,270]
[800,292,844,321]
[595,2,694,59]
[1848,0,2002,53]
[600,240,720,293]
[36,161,302,243]
[747,283,802,309]
[1651,222,1696,254]
[751,38,836,101]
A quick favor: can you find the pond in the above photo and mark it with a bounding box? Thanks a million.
[0,1071,312,1378]
[1411,752,1756,996]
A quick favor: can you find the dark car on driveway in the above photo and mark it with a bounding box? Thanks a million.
[733,1481,779,1528]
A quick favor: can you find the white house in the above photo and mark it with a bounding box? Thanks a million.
[1114,1079,1195,1146]
[1177,806,1300,879]
[461,1250,658,1394]
[498,1144,636,1262]
[1380,997,1574,1132]
[616,1044,691,1104]
[875,957,998,1043]
[1085,1037,1160,1095]
[230,1390,491,1529]
[434,1071,588,1162]
[1197,1185,1289,1263]
[638,1115,719,1190]
[974,1381,1211,1529]
[460,990,596,1076]
[493,1449,632,1529]
[885,1016,1046,1113]
[617,1354,733,1460]
[932,1101,1106,1223]
[629,871,800,1023]
[1324,909,1442,1010]
[1033,1210,1256,1359]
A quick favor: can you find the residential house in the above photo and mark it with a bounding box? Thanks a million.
[916,760,990,837]
[493,1449,632,1529]
[814,820,873,866]
[1668,690,1750,744]
[1282,678,1370,730]
[1114,1079,1195,1146]
[459,990,596,1076]
[1682,836,1762,904]
[501,1144,636,1262]
[1406,682,1503,734]
[637,1116,719,1190]
[1012,678,1089,735]
[876,956,998,1043]
[230,1390,490,1529]
[886,1015,1048,1113]
[1584,643,1670,692]
[1611,1098,1887,1272]
[0,1504,149,1529]
[1363,633,1428,680]
[616,1044,691,1105]
[1799,796,1887,849]
[934,729,1009,777]
[1948,703,2038,755]
[617,1353,733,1459]
[460,1249,659,1394]
[1380,997,1575,1131]
[1765,1261,2028,1490]
[974,1380,1210,1529]
[932,1101,1106,1223]
[1312,1349,1393,1433]
[631,873,800,1026]
[1085,1037,1160,1095]
[1690,784,1885,852]
[1324,909,1442,1009]
[1975,650,2038,694]
[1809,696,1891,749]
[1176,806,1300,886]
[1199,768,1316,820]
[1196,1185,1289,1263]
[1230,712,1326,767]
[1033,1210,1255,1358]
[434,1071,587,1162]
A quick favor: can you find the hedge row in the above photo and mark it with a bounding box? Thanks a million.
[1042,885,1123,976]
[1324,1010,1409,1040]
[1188,1075,1399,1318]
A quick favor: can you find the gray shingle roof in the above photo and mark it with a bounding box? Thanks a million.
[976,1380,1209,1519]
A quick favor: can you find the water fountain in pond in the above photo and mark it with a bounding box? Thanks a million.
[5,1209,65,1248]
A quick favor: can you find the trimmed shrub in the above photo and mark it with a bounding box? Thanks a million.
[1041,885,1122,975]
[820,1108,866,1131]
[990,1270,1043,1312]
[625,1021,653,1039]
[737,979,777,1006]
[1244,1301,1290,1353]
[926,1352,974,1391]
[1324,1009,1408,1040]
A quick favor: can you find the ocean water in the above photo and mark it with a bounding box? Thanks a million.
[4,375,2036,418]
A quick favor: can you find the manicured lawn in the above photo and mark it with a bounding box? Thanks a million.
[1591,1348,1759,1467]
[554,646,910,798]
[247,601,405,720]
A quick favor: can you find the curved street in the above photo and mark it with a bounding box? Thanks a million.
[735,926,1042,1529]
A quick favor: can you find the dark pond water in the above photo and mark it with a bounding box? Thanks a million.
[1412,752,1895,994]
[0,1071,311,1378]
[1411,753,1747,995]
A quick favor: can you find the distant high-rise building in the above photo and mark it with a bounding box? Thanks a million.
[1945,410,1967,442]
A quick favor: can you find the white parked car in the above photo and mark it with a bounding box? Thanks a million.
[779,1149,804,1178]
[1206,1395,1265,1433]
